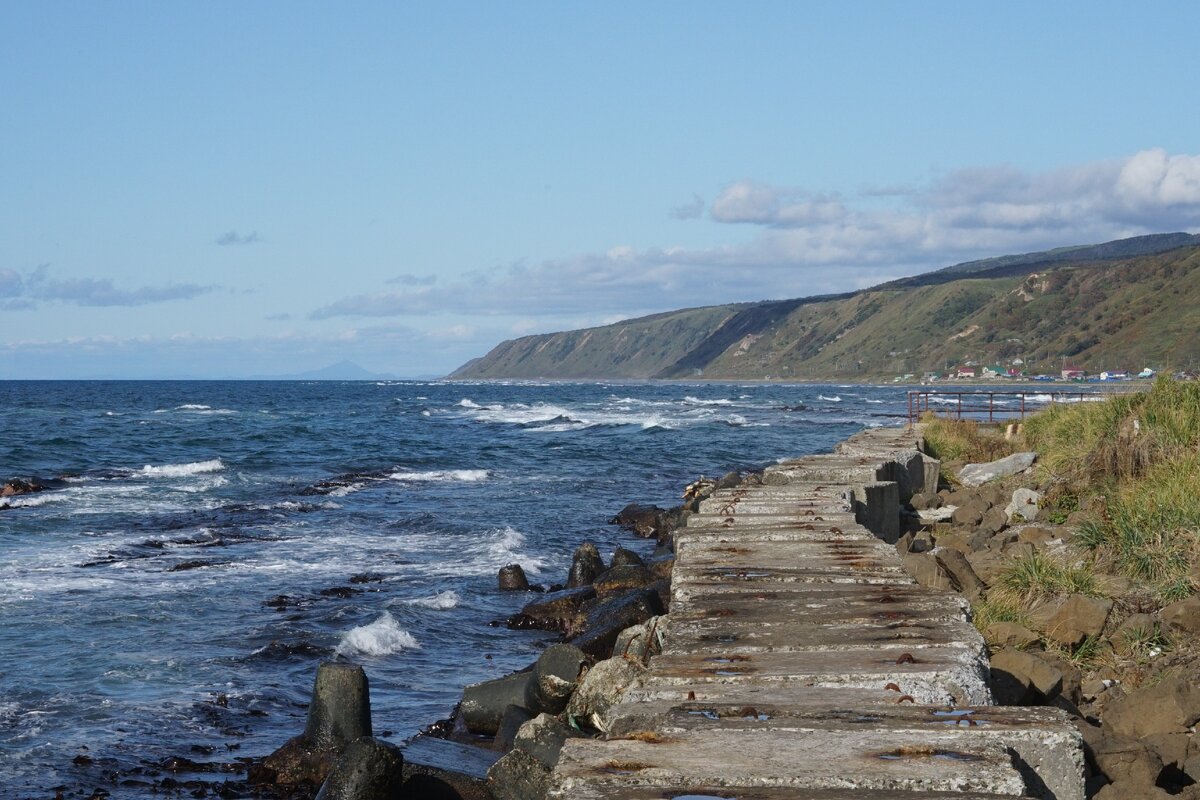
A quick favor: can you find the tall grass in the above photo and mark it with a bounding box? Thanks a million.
[993,551,1102,604]
[920,415,1015,463]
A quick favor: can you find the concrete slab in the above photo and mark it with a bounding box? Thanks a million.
[641,646,992,706]
[550,786,1021,800]
[662,616,982,655]
[550,729,1027,795]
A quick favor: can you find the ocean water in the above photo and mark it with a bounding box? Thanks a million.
[0,380,916,795]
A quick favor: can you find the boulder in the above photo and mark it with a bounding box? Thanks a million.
[1006,488,1041,522]
[1159,596,1200,636]
[1029,594,1112,649]
[901,552,952,591]
[964,548,1008,586]
[957,452,1037,487]
[460,671,530,736]
[612,616,665,662]
[399,736,497,800]
[498,564,531,591]
[951,502,986,527]
[508,586,596,632]
[592,564,654,599]
[314,737,404,800]
[1105,676,1200,739]
[524,644,587,716]
[1079,722,1164,787]
[609,503,666,538]
[565,656,648,732]
[513,713,581,769]
[568,588,665,658]
[933,549,986,600]
[609,547,645,569]
[909,491,942,510]
[495,704,535,752]
[990,648,1063,703]
[978,506,1009,536]
[1016,526,1057,547]
[1,478,44,497]
[984,621,1040,649]
[646,553,675,581]
[1094,781,1171,800]
[566,542,604,588]
[486,748,551,800]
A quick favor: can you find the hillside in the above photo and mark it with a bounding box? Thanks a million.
[450,235,1200,380]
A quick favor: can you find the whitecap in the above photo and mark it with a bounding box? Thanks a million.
[683,396,734,406]
[458,398,483,408]
[335,613,420,657]
[399,590,460,610]
[818,394,842,402]
[388,469,489,483]
[177,404,211,410]
[139,459,225,478]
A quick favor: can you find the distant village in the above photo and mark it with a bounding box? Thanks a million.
[907,363,1198,384]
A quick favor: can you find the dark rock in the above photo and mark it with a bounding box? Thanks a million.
[566,542,604,588]
[716,471,742,490]
[1079,721,1164,787]
[609,503,666,538]
[909,492,941,510]
[318,586,362,598]
[314,736,404,800]
[569,588,665,659]
[984,621,1040,649]
[1029,594,1112,649]
[609,547,644,569]
[933,549,986,600]
[508,586,595,632]
[524,644,587,716]
[494,705,535,752]
[498,564,531,591]
[169,560,216,572]
[978,506,1009,535]
[349,573,385,584]
[990,648,1063,704]
[592,564,653,598]
[486,748,550,800]
[460,672,530,736]
[260,663,372,787]
[1159,596,1200,636]
[951,502,986,527]
[400,735,498,800]
[901,552,952,591]
[513,713,580,769]
[1,478,44,497]
[646,553,675,581]
[1105,676,1200,739]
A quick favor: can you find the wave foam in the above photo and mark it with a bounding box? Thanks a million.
[388,469,489,483]
[683,396,733,406]
[139,459,225,478]
[400,590,460,610]
[818,394,842,402]
[335,613,420,657]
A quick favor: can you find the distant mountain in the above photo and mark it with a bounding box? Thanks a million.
[450,234,1200,380]
[260,361,397,380]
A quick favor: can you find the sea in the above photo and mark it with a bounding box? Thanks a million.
[0,379,1086,796]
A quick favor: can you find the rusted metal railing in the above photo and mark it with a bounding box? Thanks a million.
[907,389,1097,426]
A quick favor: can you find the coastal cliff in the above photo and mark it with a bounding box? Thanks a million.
[451,234,1200,381]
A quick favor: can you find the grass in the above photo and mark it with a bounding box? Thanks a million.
[992,551,1103,605]
[971,594,1034,633]
[920,415,1016,464]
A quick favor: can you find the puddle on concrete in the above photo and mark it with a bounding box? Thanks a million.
[878,747,984,762]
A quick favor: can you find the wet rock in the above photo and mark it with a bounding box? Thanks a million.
[565,656,648,732]
[569,588,666,659]
[1006,488,1041,522]
[609,503,666,538]
[319,586,363,598]
[169,559,217,572]
[1,478,44,497]
[460,672,531,736]
[498,564,531,591]
[609,547,645,569]
[1105,676,1200,739]
[646,553,675,581]
[990,648,1063,704]
[314,736,403,800]
[508,586,596,632]
[566,542,604,588]
[957,452,1037,487]
[260,662,372,787]
[349,572,385,584]
[933,548,985,600]
[1079,721,1164,787]
[1159,595,1200,636]
[495,704,535,752]
[592,564,653,598]
[1029,594,1112,649]
[524,644,587,716]
[486,748,550,800]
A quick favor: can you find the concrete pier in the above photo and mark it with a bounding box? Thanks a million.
[547,427,1084,800]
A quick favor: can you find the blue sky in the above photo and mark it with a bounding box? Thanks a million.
[3,2,1199,378]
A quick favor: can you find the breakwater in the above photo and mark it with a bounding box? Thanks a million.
[547,426,1086,799]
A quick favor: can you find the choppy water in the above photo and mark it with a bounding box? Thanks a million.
[0,379,955,795]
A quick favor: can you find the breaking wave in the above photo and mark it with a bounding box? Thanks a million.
[335,613,420,657]
[139,459,225,478]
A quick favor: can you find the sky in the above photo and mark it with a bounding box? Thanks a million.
[2,2,1199,379]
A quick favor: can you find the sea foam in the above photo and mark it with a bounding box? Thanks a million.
[388,469,489,483]
[139,459,225,478]
[399,590,460,610]
[335,613,420,657]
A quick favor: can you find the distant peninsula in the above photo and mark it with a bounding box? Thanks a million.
[450,233,1200,381]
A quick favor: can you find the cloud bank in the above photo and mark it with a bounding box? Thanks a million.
[311,149,1200,323]
[0,266,216,311]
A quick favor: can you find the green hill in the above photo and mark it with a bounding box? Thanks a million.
[449,235,1200,380]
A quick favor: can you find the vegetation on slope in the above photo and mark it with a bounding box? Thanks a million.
[452,237,1200,380]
